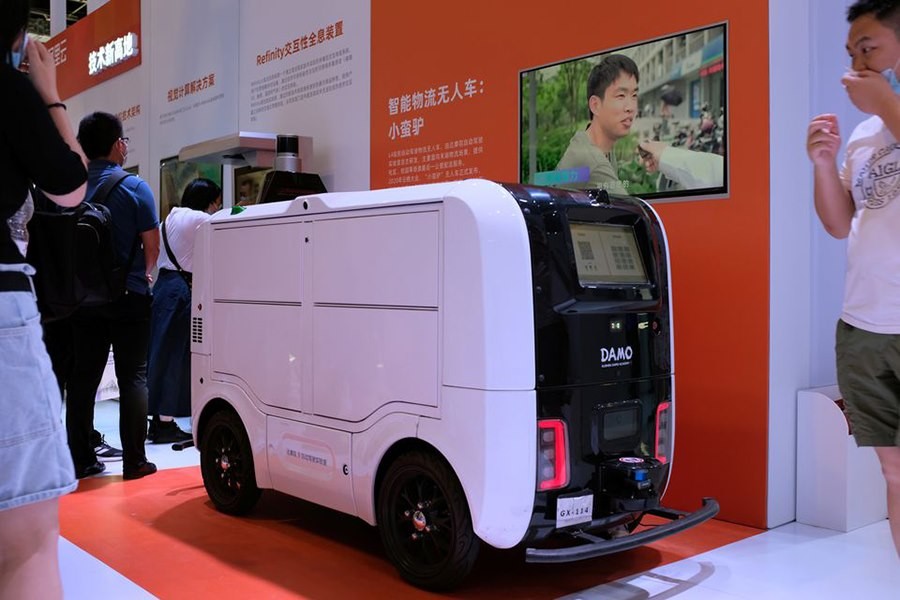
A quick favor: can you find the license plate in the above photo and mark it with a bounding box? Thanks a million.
[556,493,593,528]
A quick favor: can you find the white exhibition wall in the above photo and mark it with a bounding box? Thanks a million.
[148,0,240,165]
[768,0,864,527]
[67,0,370,205]
[238,0,371,193]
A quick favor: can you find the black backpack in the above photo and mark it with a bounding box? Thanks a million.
[26,170,138,322]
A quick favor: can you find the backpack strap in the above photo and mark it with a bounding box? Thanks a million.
[88,170,133,206]
[89,169,140,277]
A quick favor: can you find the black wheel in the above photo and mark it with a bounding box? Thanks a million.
[377,450,479,591]
[199,410,261,515]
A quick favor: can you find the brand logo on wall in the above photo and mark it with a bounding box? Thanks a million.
[88,33,139,76]
[600,346,633,368]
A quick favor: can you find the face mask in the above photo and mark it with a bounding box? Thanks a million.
[882,61,900,94]
[7,32,28,70]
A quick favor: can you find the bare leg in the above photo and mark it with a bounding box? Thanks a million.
[874,446,900,558]
[0,498,64,600]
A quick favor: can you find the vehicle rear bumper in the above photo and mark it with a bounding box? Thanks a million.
[524,497,720,563]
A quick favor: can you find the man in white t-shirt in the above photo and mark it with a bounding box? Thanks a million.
[806,0,900,558]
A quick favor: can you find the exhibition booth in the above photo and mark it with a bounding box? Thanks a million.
[42,0,888,594]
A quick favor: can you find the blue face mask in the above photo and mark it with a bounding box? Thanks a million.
[882,65,900,94]
[7,33,28,70]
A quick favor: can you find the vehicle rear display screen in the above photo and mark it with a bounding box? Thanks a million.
[570,222,649,286]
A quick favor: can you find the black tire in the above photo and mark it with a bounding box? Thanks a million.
[199,410,261,515]
[377,450,479,591]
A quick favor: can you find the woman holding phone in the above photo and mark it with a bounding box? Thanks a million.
[0,0,88,597]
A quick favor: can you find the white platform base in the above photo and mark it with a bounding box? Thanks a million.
[796,385,887,532]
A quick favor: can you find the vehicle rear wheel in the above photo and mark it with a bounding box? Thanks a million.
[199,409,261,515]
[377,450,479,591]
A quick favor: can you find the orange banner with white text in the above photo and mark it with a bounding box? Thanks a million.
[371,1,770,528]
[46,0,141,101]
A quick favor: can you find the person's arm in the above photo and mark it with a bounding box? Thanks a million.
[638,141,724,189]
[131,178,161,283]
[25,38,85,162]
[141,228,160,284]
[24,37,87,207]
[41,178,86,208]
[806,114,854,239]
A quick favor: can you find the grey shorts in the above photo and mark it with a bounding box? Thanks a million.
[0,265,77,511]
[835,319,900,447]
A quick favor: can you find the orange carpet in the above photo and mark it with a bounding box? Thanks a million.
[59,467,760,599]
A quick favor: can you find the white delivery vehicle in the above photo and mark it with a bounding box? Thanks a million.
[189,178,718,590]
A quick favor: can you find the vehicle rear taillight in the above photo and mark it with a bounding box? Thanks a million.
[537,419,569,490]
[655,402,672,464]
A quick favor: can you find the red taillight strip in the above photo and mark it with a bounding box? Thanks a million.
[655,401,671,464]
[538,419,569,490]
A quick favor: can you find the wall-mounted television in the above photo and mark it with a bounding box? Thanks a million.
[520,23,727,201]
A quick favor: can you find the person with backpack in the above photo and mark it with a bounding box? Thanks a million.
[147,178,222,444]
[0,0,88,596]
[65,111,160,481]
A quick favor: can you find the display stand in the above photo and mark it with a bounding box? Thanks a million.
[796,385,887,531]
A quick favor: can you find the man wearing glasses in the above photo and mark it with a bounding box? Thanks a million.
[63,112,160,480]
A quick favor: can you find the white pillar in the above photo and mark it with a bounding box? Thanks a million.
[50,0,66,36]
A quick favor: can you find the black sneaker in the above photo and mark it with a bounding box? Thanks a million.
[75,461,107,479]
[94,436,123,461]
[123,461,157,480]
[149,419,193,445]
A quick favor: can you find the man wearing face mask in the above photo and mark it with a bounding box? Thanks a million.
[65,112,160,481]
[806,0,900,559]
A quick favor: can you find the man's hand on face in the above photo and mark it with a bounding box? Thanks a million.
[842,69,897,116]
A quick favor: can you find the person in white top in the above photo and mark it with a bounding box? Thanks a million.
[146,178,221,444]
[806,0,900,558]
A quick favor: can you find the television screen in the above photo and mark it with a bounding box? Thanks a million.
[234,165,271,206]
[570,222,648,286]
[159,157,223,220]
[520,24,726,201]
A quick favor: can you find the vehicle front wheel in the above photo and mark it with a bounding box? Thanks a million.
[199,409,261,515]
[377,450,479,591]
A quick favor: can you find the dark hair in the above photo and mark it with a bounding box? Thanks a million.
[77,112,123,160]
[180,178,221,211]
[0,0,30,64]
[586,54,640,119]
[848,0,900,37]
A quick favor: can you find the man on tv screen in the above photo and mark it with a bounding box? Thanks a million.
[555,54,639,195]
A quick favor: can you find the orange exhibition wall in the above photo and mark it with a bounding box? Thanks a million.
[370,1,770,528]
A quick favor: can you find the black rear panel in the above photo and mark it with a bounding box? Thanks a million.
[501,184,673,538]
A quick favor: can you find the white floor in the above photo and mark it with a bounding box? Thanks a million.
[59,400,900,600]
